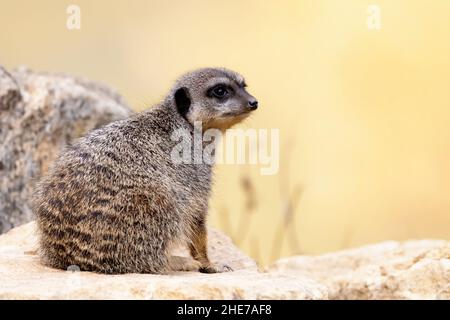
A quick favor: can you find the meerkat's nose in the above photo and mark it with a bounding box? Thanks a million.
[248,99,258,110]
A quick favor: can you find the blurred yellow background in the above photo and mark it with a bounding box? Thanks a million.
[1,0,450,265]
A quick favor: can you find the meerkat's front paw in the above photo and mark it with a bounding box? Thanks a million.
[169,256,202,272]
[199,263,233,273]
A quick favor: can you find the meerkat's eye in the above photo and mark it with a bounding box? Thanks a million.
[211,85,229,99]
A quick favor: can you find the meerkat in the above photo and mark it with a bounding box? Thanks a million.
[33,68,258,274]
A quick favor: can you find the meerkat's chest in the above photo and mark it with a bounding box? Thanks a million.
[161,163,213,215]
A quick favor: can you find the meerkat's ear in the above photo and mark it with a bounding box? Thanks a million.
[174,87,191,117]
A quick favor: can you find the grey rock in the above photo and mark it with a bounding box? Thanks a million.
[0,66,132,233]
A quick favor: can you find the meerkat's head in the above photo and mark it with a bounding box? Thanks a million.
[170,68,258,130]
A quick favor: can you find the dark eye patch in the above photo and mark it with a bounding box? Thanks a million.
[206,83,233,99]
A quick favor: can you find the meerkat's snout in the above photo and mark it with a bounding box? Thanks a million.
[241,91,258,112]
[248,98,258,110]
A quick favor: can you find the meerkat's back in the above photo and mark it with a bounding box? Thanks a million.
[34,107,190,273]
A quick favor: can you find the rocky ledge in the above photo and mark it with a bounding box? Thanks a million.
[0,222,327,299]
[268,240,449,299]
[1,221,448,300]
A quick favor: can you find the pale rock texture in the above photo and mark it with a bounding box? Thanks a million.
[0,222,327,299]
[0,66,132,233]
[268,240,450,300]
